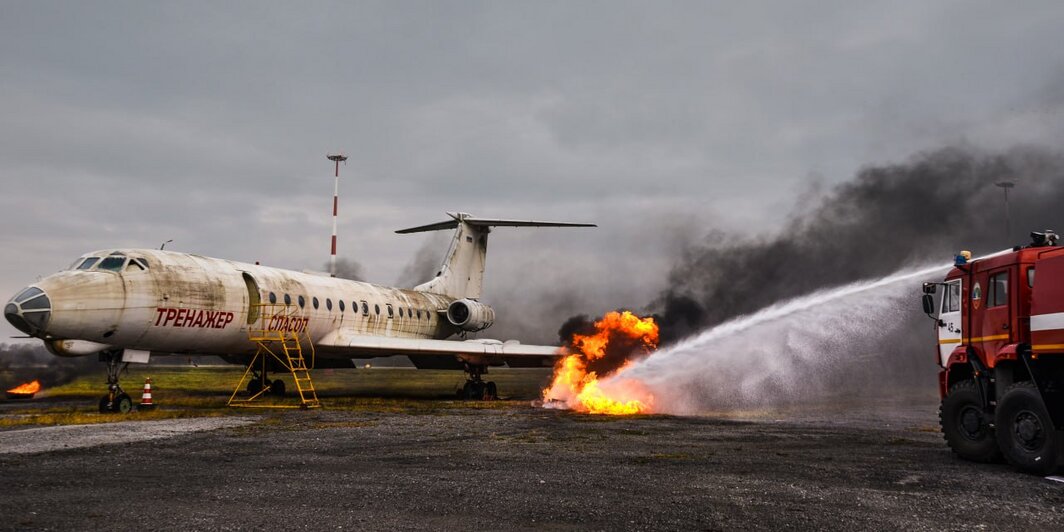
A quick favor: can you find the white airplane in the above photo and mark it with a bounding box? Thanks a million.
[4,212,593,411]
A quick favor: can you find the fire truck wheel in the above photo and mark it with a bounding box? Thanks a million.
[114,393,133,414]
[995,381,1061,475]
[940,380,1000,462]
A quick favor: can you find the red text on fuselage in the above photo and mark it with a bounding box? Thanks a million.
[154,308,235,329]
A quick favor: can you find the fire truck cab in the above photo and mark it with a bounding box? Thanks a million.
[924,231,1064,474]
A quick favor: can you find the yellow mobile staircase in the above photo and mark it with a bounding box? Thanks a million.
[228,303,321,409]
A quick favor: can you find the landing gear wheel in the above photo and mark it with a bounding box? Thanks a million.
[459,364,495,401]
[114,393,133,414]
[461,381,485,400]
[247,379,264,396]
[96,350,130,413]
[270,379,286,397]
[995,381,1061,475]
[940,380,1000,463]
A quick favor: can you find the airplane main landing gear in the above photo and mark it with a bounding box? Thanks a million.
[459,364,498,401]
[98,350,133,413]
[246,369,286,397]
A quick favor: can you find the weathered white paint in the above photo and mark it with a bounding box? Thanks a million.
[6,214,593,368]
[33,248,460,357]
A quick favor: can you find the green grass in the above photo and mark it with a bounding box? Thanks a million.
[1,366,555,428]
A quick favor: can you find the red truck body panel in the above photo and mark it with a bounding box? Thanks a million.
[934,241,1064,473]
[939,246,1064,397]
[1031,253,1064,353]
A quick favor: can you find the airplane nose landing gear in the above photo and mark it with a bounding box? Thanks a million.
[459,363,498,400]
[98,350,133,413]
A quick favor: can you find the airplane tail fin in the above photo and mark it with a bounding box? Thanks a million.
[396,212,595,300]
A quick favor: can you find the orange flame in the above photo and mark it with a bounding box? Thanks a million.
[543,311,658,415]
[7,380,41,395]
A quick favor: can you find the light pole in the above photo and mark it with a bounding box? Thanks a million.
[327,153,348,277]
[995,181,1014,244]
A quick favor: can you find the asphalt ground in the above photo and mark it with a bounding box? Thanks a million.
[1,369,1063,531]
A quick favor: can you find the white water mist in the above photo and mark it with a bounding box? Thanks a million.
[608,262,955,415]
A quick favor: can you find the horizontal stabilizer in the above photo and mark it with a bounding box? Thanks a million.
[395,219,460,234]
[396,212,596,234]
[464,217,598,229]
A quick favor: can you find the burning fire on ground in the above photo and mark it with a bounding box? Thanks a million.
[542,311,659,415]
[6,379,41,399]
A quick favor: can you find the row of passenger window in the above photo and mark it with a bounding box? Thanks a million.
[265,291,431,321]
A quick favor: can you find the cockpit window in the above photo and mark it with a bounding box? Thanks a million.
[76,257,100,270]
[97,256,127,272]
[126,260,145,271]
[20,295,50,310]
[15,287,43,303]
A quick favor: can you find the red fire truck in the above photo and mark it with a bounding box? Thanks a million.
[923,231,1064,474]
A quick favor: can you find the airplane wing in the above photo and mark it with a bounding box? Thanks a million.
[314,330,565,369]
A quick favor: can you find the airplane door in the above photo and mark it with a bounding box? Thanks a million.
[938,279,962,367]
[242,272,261,325]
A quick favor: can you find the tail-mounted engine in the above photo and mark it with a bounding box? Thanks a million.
[446,299,495,332]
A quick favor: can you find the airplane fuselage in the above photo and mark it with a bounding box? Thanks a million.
[4,213,591,408]
[9,249,458,358]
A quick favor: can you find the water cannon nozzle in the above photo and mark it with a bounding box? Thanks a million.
[1029,230,1059,247]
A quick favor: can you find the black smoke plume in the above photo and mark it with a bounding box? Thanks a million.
[557,315,596,344]
[396,232,448,288]
[327,257,365,281]
[652,145,1064,345]
[551,145,1064,403]
[0,342,97,390]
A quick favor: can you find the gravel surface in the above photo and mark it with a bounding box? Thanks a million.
[0,417,255,455]
[1,400,1063,530]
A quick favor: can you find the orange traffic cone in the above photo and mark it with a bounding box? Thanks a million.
[139,377,155,409]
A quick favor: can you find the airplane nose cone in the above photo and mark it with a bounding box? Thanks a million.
[5,287,51,336]
[3,303,22,332]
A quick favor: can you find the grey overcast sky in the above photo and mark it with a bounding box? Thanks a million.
[3,1,1064,341]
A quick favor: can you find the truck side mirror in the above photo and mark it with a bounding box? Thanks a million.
[922,282,937,295]
[922,294,935,316]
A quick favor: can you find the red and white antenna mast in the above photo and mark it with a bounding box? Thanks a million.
[327,153,348,277]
